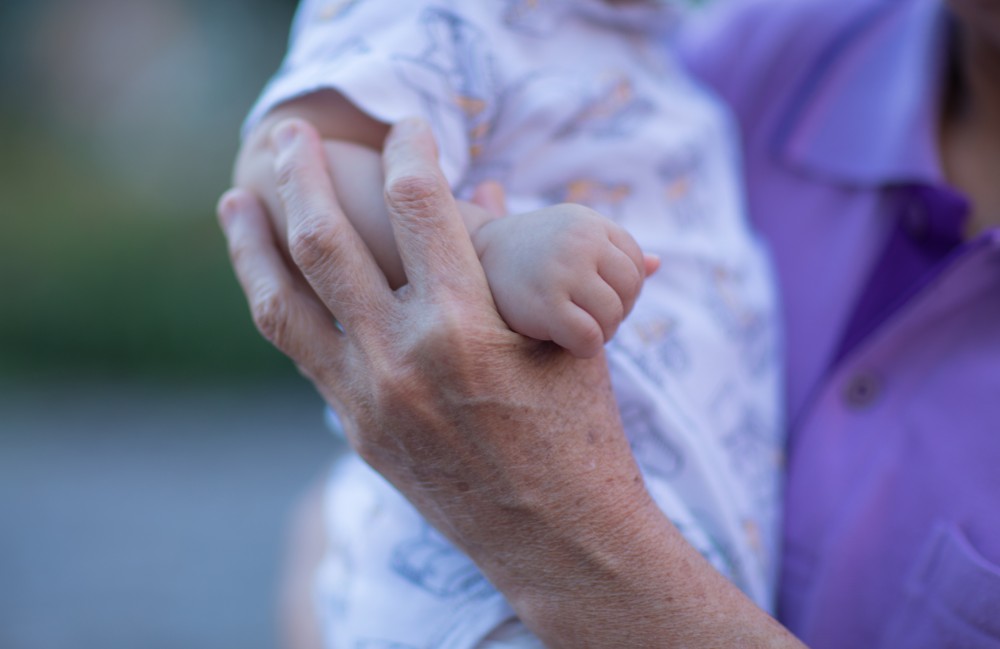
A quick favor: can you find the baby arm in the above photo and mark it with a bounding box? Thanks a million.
[473,206,658,359]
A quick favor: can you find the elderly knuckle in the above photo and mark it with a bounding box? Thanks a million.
[252,285,292,349]
[385,172,447,214]
[289,219,336,274]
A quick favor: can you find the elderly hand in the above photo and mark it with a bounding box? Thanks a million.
[217,118,802,648]
[220,112,646,575]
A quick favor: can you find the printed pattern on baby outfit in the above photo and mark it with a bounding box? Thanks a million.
[247,1,784,647]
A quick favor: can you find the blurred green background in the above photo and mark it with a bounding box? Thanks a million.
[0,0,299,381]
[1,3,340,648]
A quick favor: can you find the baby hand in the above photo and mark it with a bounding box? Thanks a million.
[473,204,657,358]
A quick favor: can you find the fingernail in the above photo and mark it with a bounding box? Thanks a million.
[271,120,300,151]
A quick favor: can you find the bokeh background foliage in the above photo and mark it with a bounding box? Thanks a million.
[0,0,300,380]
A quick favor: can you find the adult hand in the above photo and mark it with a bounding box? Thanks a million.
[217,118,803,648]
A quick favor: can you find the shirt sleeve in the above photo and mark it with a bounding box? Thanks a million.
[243,0,492,186]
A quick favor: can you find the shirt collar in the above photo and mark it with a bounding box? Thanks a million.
[776,0,951,187]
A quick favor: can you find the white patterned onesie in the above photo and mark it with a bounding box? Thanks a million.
[246,1,784,647]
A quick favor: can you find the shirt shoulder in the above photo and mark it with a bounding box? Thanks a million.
[677,0,878,140]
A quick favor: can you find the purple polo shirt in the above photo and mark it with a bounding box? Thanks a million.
[681,0,1000,646]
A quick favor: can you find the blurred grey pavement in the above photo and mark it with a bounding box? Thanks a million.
[0,380,342,649]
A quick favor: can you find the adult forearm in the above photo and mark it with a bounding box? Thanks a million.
[495,497,799,647]
[389,354,799,648]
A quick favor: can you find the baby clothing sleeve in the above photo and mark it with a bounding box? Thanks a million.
[243,0,486,187]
